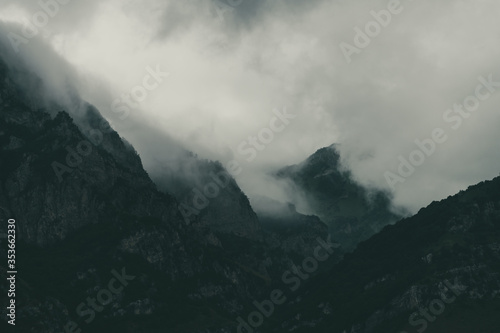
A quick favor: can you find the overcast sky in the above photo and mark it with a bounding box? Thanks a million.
[1,0,500,214]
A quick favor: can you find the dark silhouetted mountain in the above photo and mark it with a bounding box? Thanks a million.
[264,175,500,332]
[1,36,497,333]
[151,155,263,241]
[0,42,333,333]
[275,144,404,250]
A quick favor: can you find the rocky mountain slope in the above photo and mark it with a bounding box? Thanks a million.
[275,145,403,250]
[151,155,262,241]
[1,37,498,333]
[263,175,500,332]
[0,49,333,332]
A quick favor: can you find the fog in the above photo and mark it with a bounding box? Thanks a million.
[1,0,500,214]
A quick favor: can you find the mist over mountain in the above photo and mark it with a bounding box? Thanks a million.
[0,44,336,332]
[1,1,500,332]
[264,175,500,333]
[1,0,499,213]
[272,145,406,250]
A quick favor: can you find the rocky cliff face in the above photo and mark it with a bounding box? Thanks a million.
[1,39,498,333]
[0,48,331,333]
[151,156,263,241]
[276,145,403,251]
[0,55,159,242]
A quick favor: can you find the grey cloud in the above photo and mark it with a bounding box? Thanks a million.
[1,0,500,215]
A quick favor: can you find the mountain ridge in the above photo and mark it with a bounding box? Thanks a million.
[275,144,403,250]
[0,48,335,333]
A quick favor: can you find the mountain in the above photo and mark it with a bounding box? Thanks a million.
[275,145,403,250]
[150,155,263,241]
[263,175,500,332]
[0,50,334,332]
[1,38,498,333]
[253,197,341,263]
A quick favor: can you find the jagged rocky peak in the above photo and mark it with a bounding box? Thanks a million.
[0,54,175,245]
[150,150,264,241]
[275,144,403,251]
[1,49,318,332]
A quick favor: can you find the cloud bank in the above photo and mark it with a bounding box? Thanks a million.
[1,0,500,213]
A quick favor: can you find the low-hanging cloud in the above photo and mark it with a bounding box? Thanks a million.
[1,0,500,214]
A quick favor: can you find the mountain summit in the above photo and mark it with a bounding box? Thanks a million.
[275,144,403,250]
